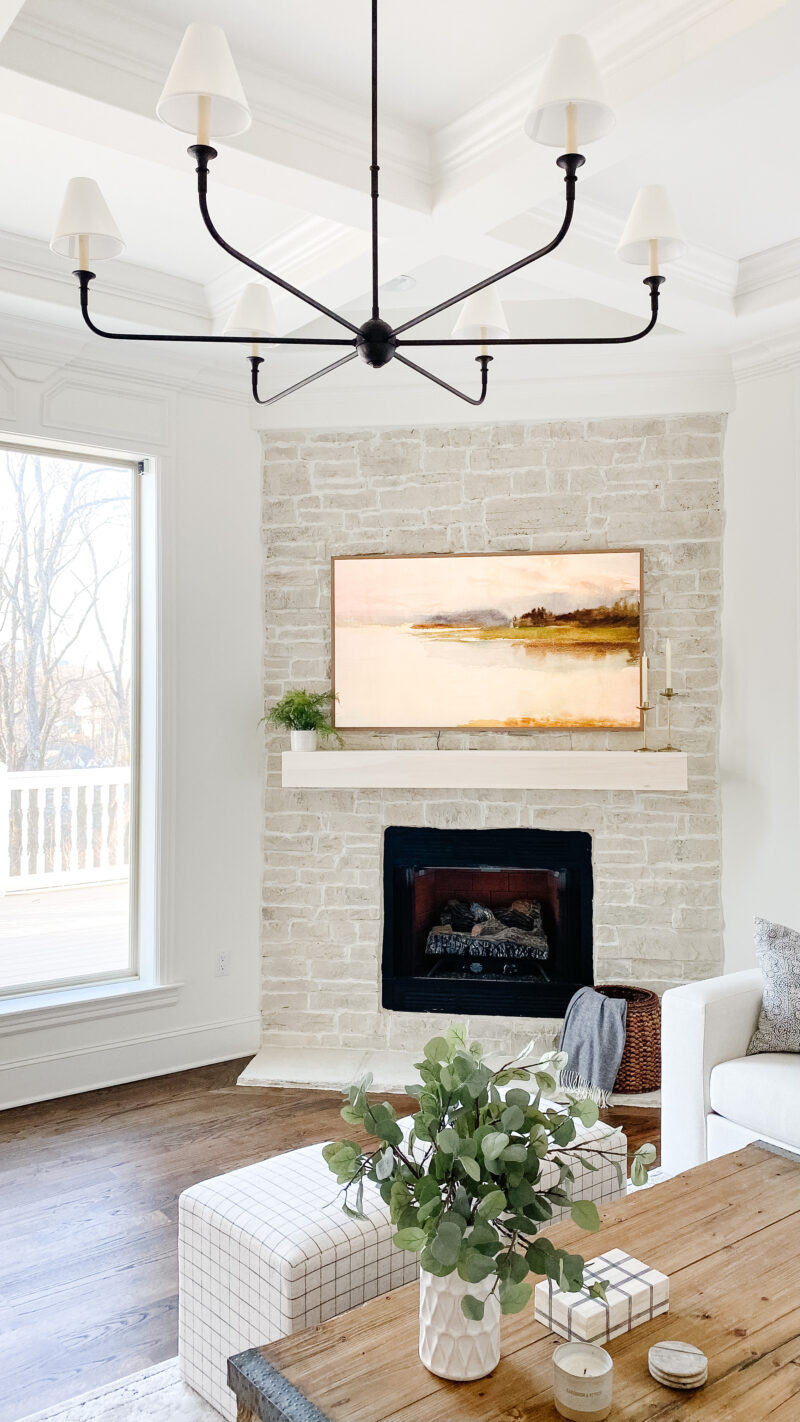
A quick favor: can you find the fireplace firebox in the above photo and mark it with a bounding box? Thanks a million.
[382,826,593,1017]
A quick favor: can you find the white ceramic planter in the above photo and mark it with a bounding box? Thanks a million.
[418,1269,500,1381]
[290,729,318,751]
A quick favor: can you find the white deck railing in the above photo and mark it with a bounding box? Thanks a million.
[0,764,131,893]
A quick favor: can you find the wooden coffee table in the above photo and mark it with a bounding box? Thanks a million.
[228,1143,800,1421]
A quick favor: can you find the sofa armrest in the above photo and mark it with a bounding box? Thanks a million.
[661,970,763,1175]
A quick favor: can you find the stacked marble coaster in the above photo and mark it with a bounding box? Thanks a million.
[648,1341,708,1390]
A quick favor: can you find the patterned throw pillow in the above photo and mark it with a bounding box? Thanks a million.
[747,917,800,1054]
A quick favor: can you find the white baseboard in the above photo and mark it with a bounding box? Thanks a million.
[0,1014,261,1109]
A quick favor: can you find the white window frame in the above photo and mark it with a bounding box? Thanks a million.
[0,436,155,1003]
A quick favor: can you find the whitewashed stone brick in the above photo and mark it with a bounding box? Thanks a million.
[260,413,723,1056]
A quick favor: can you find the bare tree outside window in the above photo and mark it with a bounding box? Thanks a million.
[0,447,136,995]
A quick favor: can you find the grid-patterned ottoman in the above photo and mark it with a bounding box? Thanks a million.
[178,1118,626,1418]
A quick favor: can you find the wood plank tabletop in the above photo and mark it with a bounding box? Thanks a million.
[229,1143,800,1421]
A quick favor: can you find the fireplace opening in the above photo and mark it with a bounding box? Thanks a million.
[382,826,593,1018]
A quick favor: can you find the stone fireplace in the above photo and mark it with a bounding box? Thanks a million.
[253,413,724,1081]
[382,826,593,1018]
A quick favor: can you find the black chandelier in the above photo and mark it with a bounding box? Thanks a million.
[51,3,685,408]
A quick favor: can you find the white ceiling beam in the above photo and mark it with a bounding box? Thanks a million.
[0,0,25,42]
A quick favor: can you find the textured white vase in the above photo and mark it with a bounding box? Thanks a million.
[290,729,317,751]
[419,1269,501,1381]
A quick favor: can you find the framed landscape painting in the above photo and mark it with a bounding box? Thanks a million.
[331,549,643,731]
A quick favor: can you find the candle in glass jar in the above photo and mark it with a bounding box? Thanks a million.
[665,639,672,692]
[553,1342,613,1421]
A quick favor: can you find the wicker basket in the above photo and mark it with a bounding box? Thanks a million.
[596,984,661,1093]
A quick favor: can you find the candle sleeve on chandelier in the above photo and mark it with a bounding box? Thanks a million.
[617,186,686,265]
[524,34,614,147]
[50,177,125,263]
[156,22,251,139]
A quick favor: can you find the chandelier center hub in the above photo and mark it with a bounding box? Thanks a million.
[356,318,397,368]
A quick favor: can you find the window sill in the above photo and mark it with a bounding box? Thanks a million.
[0,980,182,1035]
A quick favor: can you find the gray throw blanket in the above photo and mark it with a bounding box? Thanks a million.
[558,986,628,1099]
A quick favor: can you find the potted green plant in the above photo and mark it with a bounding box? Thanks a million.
[264,688,343,751]
[324,1025,654,1382]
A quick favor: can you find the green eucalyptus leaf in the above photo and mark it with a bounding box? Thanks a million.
[481,1131,510,1162]
[501,1143,528,1164]
[526,1236,556,1275]
[436,1127,460,1155]
[551,1117,577,1148]
[420,1245,455,1277]
[340,1104,363,1126]
[631,1157,648,1188]
[589,1280,609,1301]
[477,1189,507,1220]
[500,1105,525,1132]
[415,1175,441,1204]
[430,1219,463,1267]
[457,1247,496,1284]
[505,1088,530,1109]
[498,1280,532,1315]
[375,1147,395,1181]
[523,1196,553,1223]
[461,1294,486,1321]
[417,1196,443,1225]
[635,1142,657,1166]
[570,1097,600,1128]
[557,1251,585,1293]
[393,1227,427,1251]
[424,1036,451,1063]
[459,1155,481,1182]
[534,1071,556,1092]
[570,1199,601,1232]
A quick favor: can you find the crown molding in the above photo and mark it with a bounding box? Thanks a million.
[7,1,432,194]
[737,237,800,299]
[731,330,800,382]
[434,0,744,180]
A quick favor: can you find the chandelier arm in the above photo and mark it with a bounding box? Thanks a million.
[397,275,665,346]
[249,351,358,406]
[190,145,361,336]
[394,352,492,407]
[75,271,355,346]
[370,0,380,320]
[392,153,585,338]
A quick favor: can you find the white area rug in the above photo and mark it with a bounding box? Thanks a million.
[18,1170,673,1422]
[17,1360,213,1422]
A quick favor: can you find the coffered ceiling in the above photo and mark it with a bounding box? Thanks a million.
[0,0,798,397]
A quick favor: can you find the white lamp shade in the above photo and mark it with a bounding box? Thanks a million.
[524,34,614,147]
[224,282,278,337]
[157,23,251,137]
[50,177,125,262]
[452,286,510,340]
[617,185,687,264]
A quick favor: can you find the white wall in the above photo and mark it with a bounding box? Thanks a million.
[721,365,800,970]
[0,326,264,1107]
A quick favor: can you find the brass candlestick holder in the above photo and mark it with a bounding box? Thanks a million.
[658,688,680,751]
[636,702,655,752]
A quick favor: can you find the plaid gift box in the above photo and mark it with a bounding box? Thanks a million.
[534,1248,669,1344]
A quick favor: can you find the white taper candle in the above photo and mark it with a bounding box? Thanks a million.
[665,639,672,692]
[641,653,648,706]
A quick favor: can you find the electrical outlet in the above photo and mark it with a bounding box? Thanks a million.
[214,951,231,978]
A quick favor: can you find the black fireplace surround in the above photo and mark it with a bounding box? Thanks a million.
[382,826,593,1018]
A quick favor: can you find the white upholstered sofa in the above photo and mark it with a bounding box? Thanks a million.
[661,969,800,1175]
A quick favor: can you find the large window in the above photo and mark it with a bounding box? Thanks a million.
[0,443,138,996]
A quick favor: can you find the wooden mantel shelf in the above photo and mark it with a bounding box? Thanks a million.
[281,749,688,792]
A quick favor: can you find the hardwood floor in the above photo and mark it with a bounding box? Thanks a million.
[0,1061,661,1422]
